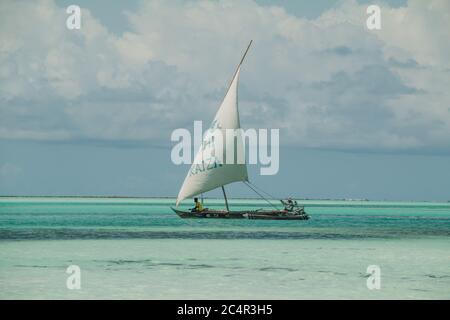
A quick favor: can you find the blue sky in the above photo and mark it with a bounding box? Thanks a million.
[1,0,449,201]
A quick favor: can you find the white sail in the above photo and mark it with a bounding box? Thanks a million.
[176,67,248,206]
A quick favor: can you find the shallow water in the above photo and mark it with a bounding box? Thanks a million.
[0,197,449,299]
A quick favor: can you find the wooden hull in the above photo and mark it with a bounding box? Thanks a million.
[171,207,309,220]
[171,207,245,219]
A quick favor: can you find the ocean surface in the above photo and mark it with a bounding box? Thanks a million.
[0,197,449,299]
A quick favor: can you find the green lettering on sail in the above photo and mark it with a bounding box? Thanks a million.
[189,120,223,176]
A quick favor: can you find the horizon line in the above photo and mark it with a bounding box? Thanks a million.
[0,195,449,203]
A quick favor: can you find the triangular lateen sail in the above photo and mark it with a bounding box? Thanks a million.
[176,67,248,206]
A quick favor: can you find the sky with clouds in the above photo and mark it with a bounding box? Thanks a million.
[1,0,449,201]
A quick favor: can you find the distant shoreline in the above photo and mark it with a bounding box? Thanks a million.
[0,195,448,203]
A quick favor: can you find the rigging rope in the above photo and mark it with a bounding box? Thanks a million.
[243,181,280,210]
[246,181,279,201]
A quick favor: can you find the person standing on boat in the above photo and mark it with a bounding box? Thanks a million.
[192,197,204,212]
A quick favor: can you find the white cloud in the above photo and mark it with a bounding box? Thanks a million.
[0,0,449,152]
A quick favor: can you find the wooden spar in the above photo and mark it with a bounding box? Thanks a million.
[218,40,252,213]
[187,41,252,211]
[224,40,253,94]
[221,186,230,212]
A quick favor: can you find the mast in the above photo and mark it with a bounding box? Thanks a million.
[221,186,230,212]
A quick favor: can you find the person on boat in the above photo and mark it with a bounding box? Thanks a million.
[192,197,204,212]
[281,198,295,212]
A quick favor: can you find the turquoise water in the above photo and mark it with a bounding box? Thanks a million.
[0,197,449,299]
